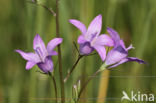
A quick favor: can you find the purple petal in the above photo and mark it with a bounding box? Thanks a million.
[108,57,146,69]
[105,46,128,65]
[91,34,114,47]
[37,56,53,73]
[93,45,106,61]
[107,58,128,68]
[127,57,146,64]
[69,19,87,35]
[107,27,120,47]
[77,35,87,44]
[85,14,102,41]
[26,61,36,70]
[15,50,40,63]
[47,38,63,55]
[33,34,48,61]
[79,42,94,55]
[120,40,126,50]
[50,51,58,55]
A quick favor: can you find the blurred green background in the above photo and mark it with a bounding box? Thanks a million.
[0,0,156,103]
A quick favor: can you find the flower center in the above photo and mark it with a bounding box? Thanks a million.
[35,47,44,62]
[85,32,97,41]
[90,33,97,41]
[79,42,94,55]
[90,36,97,46]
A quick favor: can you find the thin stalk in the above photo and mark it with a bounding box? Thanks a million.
[28,1,56,16]
[55,0,65,102]
[77,69,102,102]
[38,3,56,16]
[64,55,83,83]
[48,72,58,103]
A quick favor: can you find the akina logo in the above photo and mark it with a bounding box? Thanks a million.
[121,91,154,102]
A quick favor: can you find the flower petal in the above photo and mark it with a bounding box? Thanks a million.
[37,56,54,73]
[107,57,146,69]
[93,45,106,61]
[69,19,87,35]
[119,40,126,50]
[107,58,128,69]
[77,35,87,44]
[47,38,63,55]
[85,14,102,41]
[105,45,128,65]
[50,51,58,55]
[26,61,36,70]
[107,27,120,47]
[15,50,40,63]
[33,34,48,61]
[91,34,114,47]
[127,57,146,64]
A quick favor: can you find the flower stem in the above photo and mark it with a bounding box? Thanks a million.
[48,72,58,103]
[38,3,56,16]
[28,1,56,16]
[55,0,65,102]
[77,69,102,102]
[64,55,83,83]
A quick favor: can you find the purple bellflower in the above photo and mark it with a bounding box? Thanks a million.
[15,34,63,73]
[104,27,145,69]
[69,14,114,61]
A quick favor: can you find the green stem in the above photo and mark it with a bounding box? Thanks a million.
[48,72,58,103]
[64,55,83,83]
[28,1,56,16]
[77,69,102,102]
[55,0,65,102]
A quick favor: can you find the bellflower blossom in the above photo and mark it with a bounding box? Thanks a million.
[69,14,114,61]
[104,27,145,69]
[15,34,63,73]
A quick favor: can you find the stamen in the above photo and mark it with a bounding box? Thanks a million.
[35,47,43,62]
[126,44,135,51]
